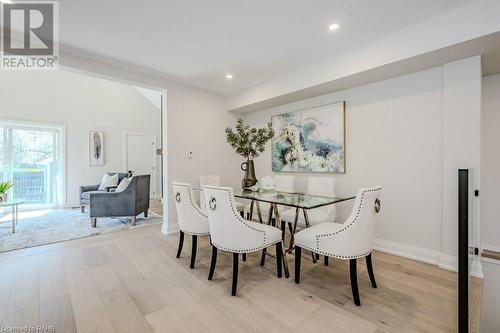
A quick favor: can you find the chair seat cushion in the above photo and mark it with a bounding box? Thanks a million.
[294,222,343,251]
[212,220,282,253]
[81,190,103,200]
[257,222,282,247]
[181,224,210,236]
[280,207,334,226]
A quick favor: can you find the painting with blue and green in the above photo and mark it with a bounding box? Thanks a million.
[271,101,345,173]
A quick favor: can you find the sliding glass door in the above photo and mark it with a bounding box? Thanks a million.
[0,122,63,208]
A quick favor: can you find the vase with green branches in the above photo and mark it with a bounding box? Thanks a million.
[225,119,275,189]
[0,181,13,203]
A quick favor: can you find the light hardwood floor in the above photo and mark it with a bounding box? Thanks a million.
[149,199,163,216]
[0,224,462,333]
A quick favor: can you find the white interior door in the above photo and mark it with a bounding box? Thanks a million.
[124,132,156,197]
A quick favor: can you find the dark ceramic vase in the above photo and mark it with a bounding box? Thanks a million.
[241,159,257,189]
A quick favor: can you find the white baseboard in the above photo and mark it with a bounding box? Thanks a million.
[471,257,484,278]
[374,238,442,266]
[375,238,483,278]
[374,238,484,278]
[481,256,500,266]
[161,220,179,235]
[438,253,458,272]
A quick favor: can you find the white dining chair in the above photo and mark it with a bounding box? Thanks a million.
[294,186,382,306]
[281,176,336,227]
[199,175,246,215]
[172,182,210,269]
[274,175,295,193]
[245,175,296,223]
[202,185,285,296]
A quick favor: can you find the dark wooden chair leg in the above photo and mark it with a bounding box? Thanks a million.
[240,211,244,218]
[176,231,184,258]
[232,253,239,296]
[287,222,293,234]
[315,253,320,260]
[295,246,302,284]
[242,253,247,262]
[366,253,377,288]
[276,242,283,278]
[350,259,361,306]
[260,248,266,266]
[324,256,329,266]
[208,245,217,280]
[144,209,149,218]
[281,221,286,241]
[190,235,197,269]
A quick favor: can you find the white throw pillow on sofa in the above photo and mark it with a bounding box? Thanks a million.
[98,173,119,191]
[116,177,131,192]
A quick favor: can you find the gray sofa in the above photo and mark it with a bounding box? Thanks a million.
[80,174,151,227]
[79,172,128,213]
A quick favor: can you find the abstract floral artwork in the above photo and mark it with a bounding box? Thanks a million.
[272,102,345,173]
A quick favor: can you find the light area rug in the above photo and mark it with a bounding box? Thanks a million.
[0,208,162,253]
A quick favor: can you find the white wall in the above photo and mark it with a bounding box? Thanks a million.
[164,84,242,232]
[481,74,500,251]
[0,70,161,207]
[243,57,483,270]
[54,51,243,234]
[480,260,500,332]
[28,50,485,267]
[441,57,482,269]
[244,67,444,257]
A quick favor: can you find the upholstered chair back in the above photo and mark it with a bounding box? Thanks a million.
[318,186,382,258]
[172,182,208,235]
[202,185,267,252]
[308,177,336,220]
[275,175,295,193]
[199,175,222,211]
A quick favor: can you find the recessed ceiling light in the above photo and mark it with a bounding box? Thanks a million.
[225,74,233,80]
[328,23,340,31]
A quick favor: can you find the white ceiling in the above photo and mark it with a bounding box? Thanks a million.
[59,0,474,95]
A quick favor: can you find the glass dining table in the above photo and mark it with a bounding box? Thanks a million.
[195,186,355,278]
[0,199,26,233]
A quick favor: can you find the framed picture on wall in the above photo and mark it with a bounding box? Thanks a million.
[89,131,104,166]
[271,101,345,173]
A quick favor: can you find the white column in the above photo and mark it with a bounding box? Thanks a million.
[440,56,482,274]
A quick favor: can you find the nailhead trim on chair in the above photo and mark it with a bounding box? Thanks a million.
[211,241,280,254]
[298,187,382,260]
[180,230,210,236]
[176,183,207,218]
[175,183,210,237]
[203,185,280,253]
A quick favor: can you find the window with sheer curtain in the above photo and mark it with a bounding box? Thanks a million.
[0,121,64,208]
